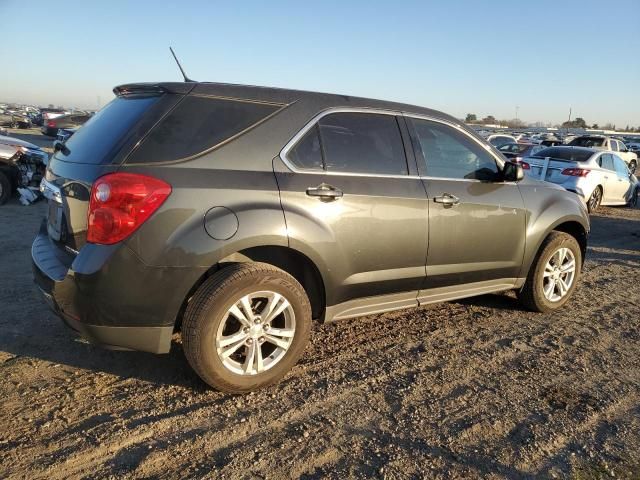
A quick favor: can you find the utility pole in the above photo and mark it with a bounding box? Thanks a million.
[515,106,519,122]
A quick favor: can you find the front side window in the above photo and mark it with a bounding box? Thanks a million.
[410,118,499,181]
[613,156,628,176]
[286,112,408,176]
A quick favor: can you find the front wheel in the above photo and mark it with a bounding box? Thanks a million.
[629,187,639,208]
[182,262,312,393]
[518,232,582,312]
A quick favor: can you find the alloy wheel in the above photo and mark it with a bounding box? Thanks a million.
[542,247,576,302]
[588,188,601,212]
[216,291,296,375]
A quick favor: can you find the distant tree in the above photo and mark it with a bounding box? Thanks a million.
[482,115,497,124]
[562,117,587,129]
[603,123,615,130]
[48,104,54,109]
[592,124,599,129]
[465,113,477,123]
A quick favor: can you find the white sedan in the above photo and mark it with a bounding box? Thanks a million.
[522,146,639,212]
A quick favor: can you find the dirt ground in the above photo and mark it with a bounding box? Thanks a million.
[1,133,639,478]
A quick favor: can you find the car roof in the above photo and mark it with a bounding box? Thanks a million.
[114,81,462,125]
[0,134,41,150]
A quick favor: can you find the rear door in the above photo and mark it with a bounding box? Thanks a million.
[598,154,619,202]
[405,116,526,290]
[612,155,632,202]
[275,110,428,306]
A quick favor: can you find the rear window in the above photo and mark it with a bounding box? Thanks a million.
[568,137,605,147]
[127,96,281,163]
[52,95,159,164]
[531,147,594,162]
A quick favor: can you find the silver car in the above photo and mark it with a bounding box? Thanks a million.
[523,146,639,212]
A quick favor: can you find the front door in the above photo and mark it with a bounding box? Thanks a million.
[274,110,429,307]
[406,117,526,290]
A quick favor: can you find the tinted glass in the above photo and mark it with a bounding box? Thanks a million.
[613,156,628,176]
[531,147,594,162]
[318,113,408,175]
[288,125,323,170]
[611,140,619,151]
[129,96,280,163]
[499,143,527,154]
[53,95,159,164]
[411,119,498,180]
[568,137,605,147]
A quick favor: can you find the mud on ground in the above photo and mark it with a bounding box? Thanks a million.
[1,197,639,479]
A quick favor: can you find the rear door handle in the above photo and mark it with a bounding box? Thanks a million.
[433,193,460,206]
[306,183,343,200]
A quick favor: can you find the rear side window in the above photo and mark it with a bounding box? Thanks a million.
[532,147,594,162]
[569,137,605,147]
[286,112,408,176]
[599,154,615,170]
[128,96,281,163]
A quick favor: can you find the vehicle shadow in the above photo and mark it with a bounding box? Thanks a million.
[0,301,207,390]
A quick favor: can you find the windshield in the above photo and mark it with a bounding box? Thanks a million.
[530,147,594,162]
[569,137,605,147]
[52,95,159,164]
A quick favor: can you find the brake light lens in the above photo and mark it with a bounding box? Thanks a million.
[561,168,590,177]
[47,120,56,127]
[87,173,171,244]
[520,161,530,170]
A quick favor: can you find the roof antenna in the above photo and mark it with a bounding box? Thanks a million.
[169,46,195,82]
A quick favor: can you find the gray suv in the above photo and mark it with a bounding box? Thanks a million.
[32,82,589,392]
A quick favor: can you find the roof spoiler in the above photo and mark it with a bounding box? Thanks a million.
[113,82,196,97]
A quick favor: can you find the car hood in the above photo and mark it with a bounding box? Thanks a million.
[0,134,42,151]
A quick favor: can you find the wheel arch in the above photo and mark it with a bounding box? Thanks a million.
[174,245,326,331]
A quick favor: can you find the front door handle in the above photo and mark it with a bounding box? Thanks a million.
[433,193,460,206]
[306,183,343,200]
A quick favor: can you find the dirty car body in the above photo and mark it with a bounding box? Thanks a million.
[32,81,590,391]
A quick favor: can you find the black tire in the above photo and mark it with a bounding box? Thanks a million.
[0,171,11,205]
[182,262,312,393]
[629,187,639,208]
[587,186,602,213]
[518,232,582,313]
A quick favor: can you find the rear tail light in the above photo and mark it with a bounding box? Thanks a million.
[561,168,590,177]
[47,120,56,127]
[520,161,530,170]
[87,173,171,244]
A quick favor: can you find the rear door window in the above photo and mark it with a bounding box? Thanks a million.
[600,154,615,171]
[288,125,324,171]
[613,156,628,176]
[318,112,408,175]
[128,96,281,163]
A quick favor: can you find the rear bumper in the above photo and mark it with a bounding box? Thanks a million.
[32,220,203,353]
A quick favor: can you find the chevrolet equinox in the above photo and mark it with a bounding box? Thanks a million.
[32,82,589,392]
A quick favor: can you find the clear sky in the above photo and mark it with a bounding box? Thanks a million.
[1,0,639,126]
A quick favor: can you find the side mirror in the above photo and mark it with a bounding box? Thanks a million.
[53,140,69,155]
[502,161,524,182]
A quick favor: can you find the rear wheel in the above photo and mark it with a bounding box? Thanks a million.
[587,186,602,213]
[518,232,582,313]
[182,262,312,392]
[0,171,11,205]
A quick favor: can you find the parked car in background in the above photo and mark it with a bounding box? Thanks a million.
[624,138,640,153]
[0,135,48,204]
[33,81,590,392]
[487,134,517,147]
[56,127,77,143]
[41,112,91,137]
[568,135,638,173]
[498,143,548,160]
[522,146,639,212]
[540,139,563,147]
